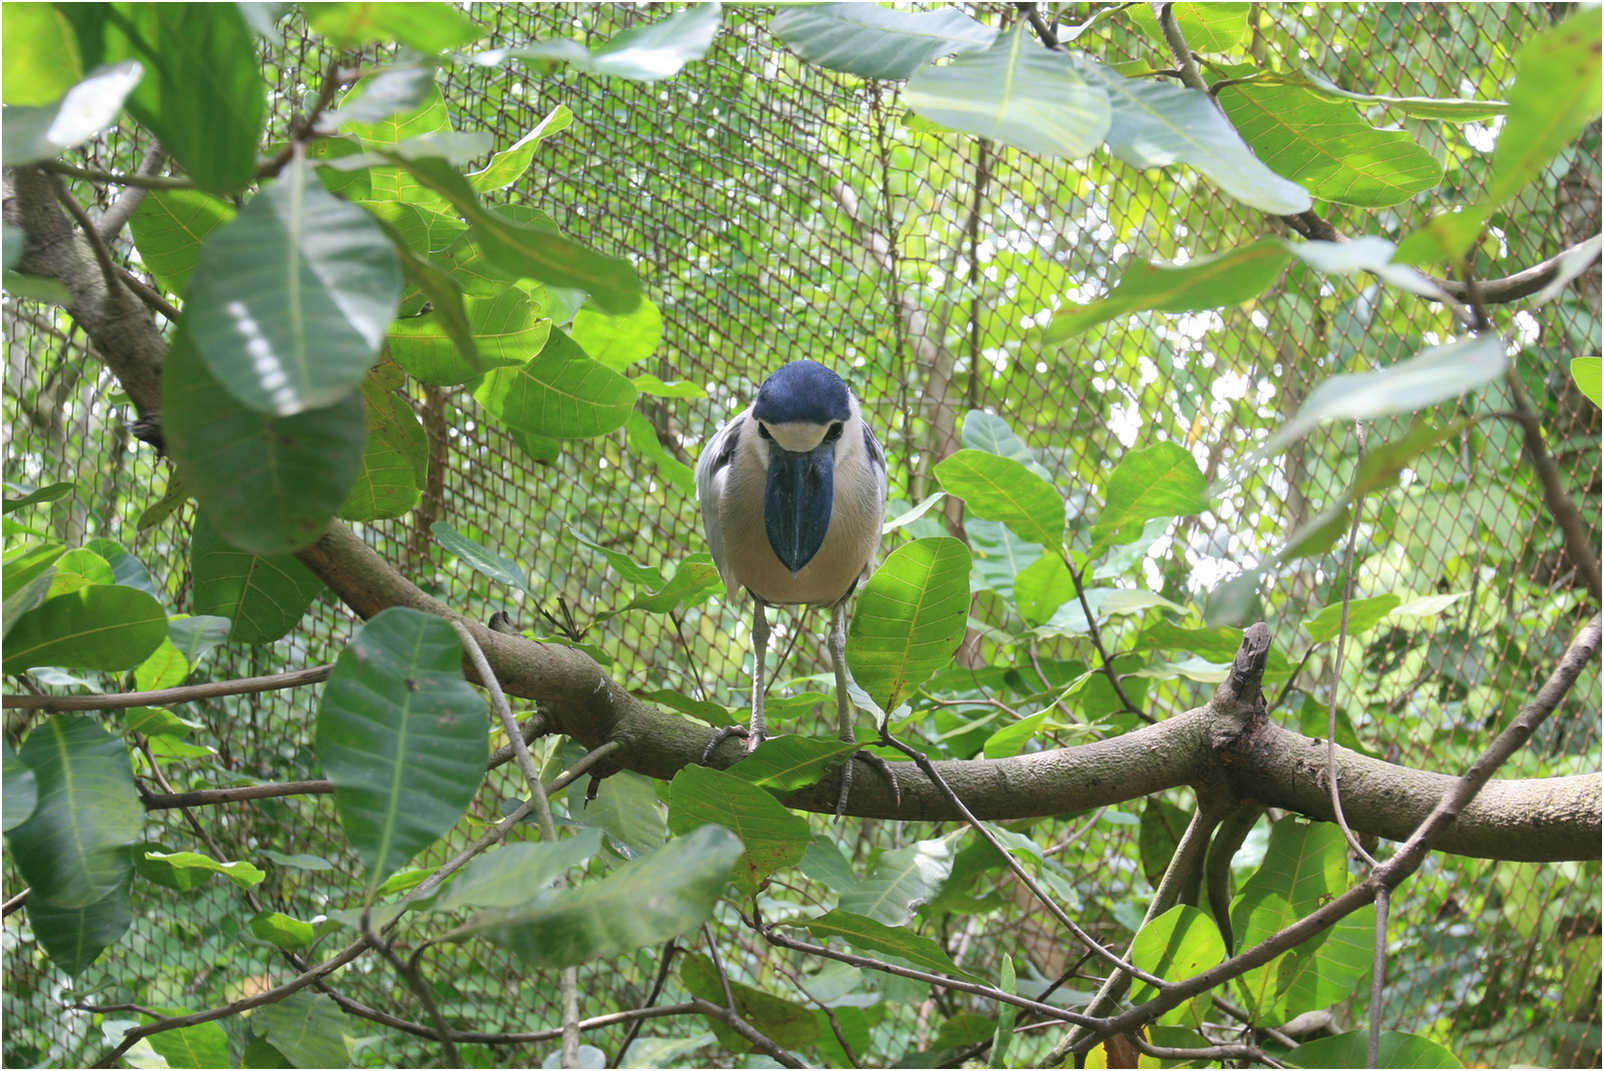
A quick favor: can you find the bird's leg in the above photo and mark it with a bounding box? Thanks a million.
[830,603,900,816]
[746,599,770,752]
[701,599,769,764]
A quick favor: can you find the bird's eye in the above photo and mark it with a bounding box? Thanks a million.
[824,422,844,443]
[757,424,772,440]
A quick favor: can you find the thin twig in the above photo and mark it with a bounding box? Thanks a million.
[39,160,194,190]
[3,664,334,710]
[361,913,460,1067]
[878,727,1166,987]
[3,888,30,916]
[687,998,807,1068]
[452,621,581,1068]
[1368,885,1390,1067]
[1326,430,1380,868]
[612,940,679,1067]
[1062,556,1151,722]
[1133,1034,1285,1067]
[46,172,126,308]
[1267,647,1315,715]
[115,264,181,322]
[1153,3,1208,91]
[95,147,165,240]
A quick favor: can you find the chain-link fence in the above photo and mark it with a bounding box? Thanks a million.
[4,4,1599,1067]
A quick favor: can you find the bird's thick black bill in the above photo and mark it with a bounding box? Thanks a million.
[764,443,834,574]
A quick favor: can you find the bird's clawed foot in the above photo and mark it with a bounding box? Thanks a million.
[833,748,902,818]
[701,723,767,765]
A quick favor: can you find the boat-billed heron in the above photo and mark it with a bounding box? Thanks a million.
[696,360,892,812]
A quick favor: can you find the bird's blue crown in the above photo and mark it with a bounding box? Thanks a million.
[752,360,852,425]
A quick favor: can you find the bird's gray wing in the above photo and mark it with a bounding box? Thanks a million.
[695,411,746,599]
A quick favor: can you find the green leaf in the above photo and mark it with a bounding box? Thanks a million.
[164,327,366,555]
[770,4,996,80]
[1128,904,1227,1029]
[190,512,326,643]
[387,155,642,313]
[1302,594,1401,644]
[570,297,663,372]
[1218,80,1443,207]
[3,584,167,674]
[967,516,1039,600]
[251,992,351,1070]
[668,766,810,896]
[3,481,73,514]
[185,161,401,416]
[1138,796,1191,889]
[67,4,264,193]
[456,824,742,967]
[339,380,425,522]
[27,880,131,976]
[8,717,141,908]
[1571,357,1602,408]
[307,1,484,52]
[992,954,1018,1066]
[680,951,819,1053]
[316,607,488,897]
[936,449,1063,548]
[839,834,956,926]
[474,328,638,439]
[431,522,528,591]
[625,412,696,496]
[128,190,235,296]
[847,537,971,717]
[142,850,265,890]
[1,61,142,166]
[1046,238,1289,340]
[577,770,668,859]
[468,104,573,191]
[249,911,317,952]
[723,736,858,792]
[3,740,38,832]
[904,26,1110,157]
[1091,442,1209,554]
[433,829,603,912]
[615,557,723,616]
[1483,10,1601,214]
[1261,335,1507,458]
[1287,1031,1461,1069]
[801,909,977,981]
[1130,3,1250,53]
[1013,552,1073,627]
[511,3,722,83]
[1079,58,1310,214]
[2,4,83,105]
[1292,69,1507,122]
[146,1017,230,1068]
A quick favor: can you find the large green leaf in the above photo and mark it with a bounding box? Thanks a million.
[456,824,742,967]
[1484,9,1601,214]
[1287,1031,1461,1069]
[7,717,142,909]
[1127,904,1227,1029]
[390,156,642,313]
[1079,58,1310,214]
[801,909,977,981]
[1573,357,1603,408]
[1261,335,1507,458]
[128,190,235,297]
[3,740,38,833]
[433,829,603,912]
[189,512,326,643]
[3,584,166,674]
[511,3,722,82]
[339,379,425,522]
[145,1018,230,1069]
[431,521,528,592]
[1090,442,1209,555]
[1291,69,1507,122]
[27,880,131,976]
[770,4,995,80]
[681,951,820,1052]
[1,61,142,166]
[667,766,810,896]
[307,1,484,52]
[839,835,956,926]
[2,4,84,105]
[315,607,488,897]
[164,329,366,555]
[184,161,401,416]
[1218,80,1443,207]
[1130,2,1251,53]
[468,105,573,191]
[722,736,859,793]
[251,992,352,1069]
[935,449,1064,548]
[846,537,971,717]
[65,4,264,193]
[1302,594,1401,643]
[142,850,265,891]
[474,328,638,439]
[904,26,1111,157]
[570,297,662,372]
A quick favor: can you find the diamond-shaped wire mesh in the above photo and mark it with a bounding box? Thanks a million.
[3,4,1598,1067]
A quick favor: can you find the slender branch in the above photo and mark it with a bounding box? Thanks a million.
[361,915,460,1067]
[1368,885,1390,1067]
[1133,1034,1284,1067]
[611,940,679,1067]
[452,621,580,1068]
[1434,238,1603,305]
[47,173,126,309]
[2,888,29,917]
[4,664,334,710]
[486,712,550,771]
[878,727,1166,988]
[1326,439,1380,868]
[687,998,807,1069]
[115,264,181,322]
[141,779,334,810]
[95,147,166,240]
[38,160,194,190]
[1153,2,1208,90]
[1063,555,1150,722]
